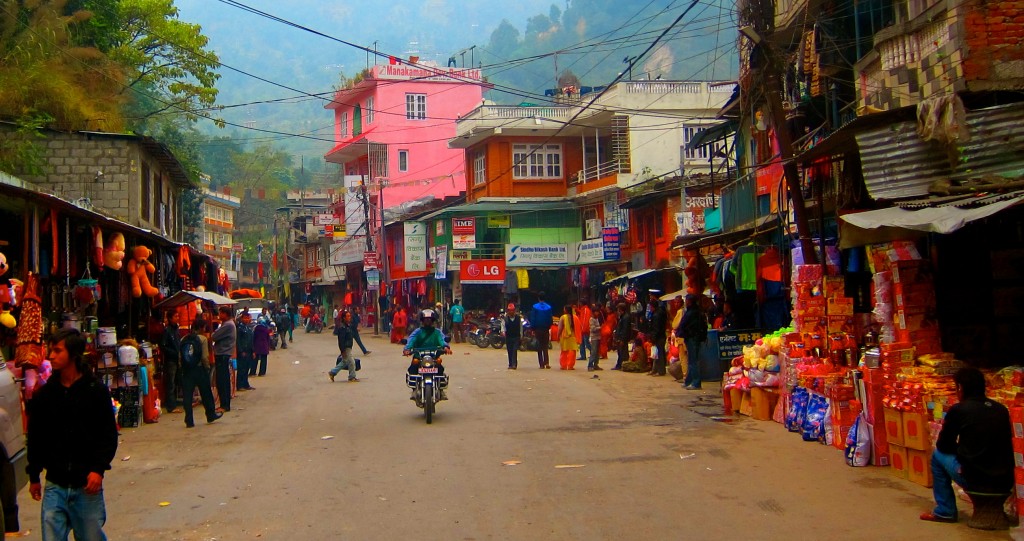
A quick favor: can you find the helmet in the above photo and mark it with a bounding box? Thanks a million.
[420,309,437,321]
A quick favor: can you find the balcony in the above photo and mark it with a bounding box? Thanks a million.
[570,159,628,187]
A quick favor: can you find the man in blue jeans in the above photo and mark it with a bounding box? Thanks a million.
[210,306,237,412]
[921,366,1014,523]
[674,294,707,390]
[27,329,118,541]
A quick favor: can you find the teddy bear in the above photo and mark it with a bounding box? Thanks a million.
[104,232,126,270]
[0,251,15,328]
[127,245,160,298]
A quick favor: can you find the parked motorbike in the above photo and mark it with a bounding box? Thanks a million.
[405,348,449,424]
[480,316,504,349]
[465,320,485,347]
[305,313,324,333]
[519,325,538,351]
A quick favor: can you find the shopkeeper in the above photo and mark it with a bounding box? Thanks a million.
[921,367,1014,523]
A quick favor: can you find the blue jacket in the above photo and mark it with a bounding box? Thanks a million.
[529,301,553,330]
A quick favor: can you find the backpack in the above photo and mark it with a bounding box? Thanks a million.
[180,334,203,368]
[336,355,362,371]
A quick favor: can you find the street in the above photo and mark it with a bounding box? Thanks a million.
[15,330,1007,541]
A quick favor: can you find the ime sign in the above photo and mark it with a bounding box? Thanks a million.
[459,259,505,284]
[452,217,476,236]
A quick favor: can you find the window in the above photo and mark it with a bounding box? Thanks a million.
[512,144,562,179]
[141,163,151,222]
[398,150,409,172]
[341,112,349,137]
[682,125,710,160]
[405,93,426,120]
[473,151,486,186]
[366,97,374,124]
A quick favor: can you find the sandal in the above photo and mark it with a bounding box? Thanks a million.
[919,512,957,523]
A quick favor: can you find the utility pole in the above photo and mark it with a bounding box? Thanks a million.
[741,0,819,265]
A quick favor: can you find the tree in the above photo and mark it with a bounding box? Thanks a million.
[487,19,520,60]
[0,0,126,131]
[98,0,220,125]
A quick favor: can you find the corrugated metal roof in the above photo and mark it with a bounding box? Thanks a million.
[856,102,1024,201]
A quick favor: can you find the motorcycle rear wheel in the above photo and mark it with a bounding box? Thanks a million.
[490,335,504,349]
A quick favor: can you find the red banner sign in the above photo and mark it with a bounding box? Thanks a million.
[459,259,505,284]
[452,217,476,236]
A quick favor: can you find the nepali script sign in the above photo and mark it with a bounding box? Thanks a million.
[504,244,568,267]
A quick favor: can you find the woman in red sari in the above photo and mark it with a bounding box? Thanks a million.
[390,306,408,343]
[600,304,616,359]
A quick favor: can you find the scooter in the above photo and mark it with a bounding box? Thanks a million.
[405,348,449,424]
[305,313,324,333]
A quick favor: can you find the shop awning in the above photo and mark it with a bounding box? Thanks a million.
[671,215,779,250]
[840,190,1024,234]
[601,266,682,286]
[685,120,737,151]
[153,290,236,310]
[660,289,686,301]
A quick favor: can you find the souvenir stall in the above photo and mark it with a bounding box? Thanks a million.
[0,184,211,430]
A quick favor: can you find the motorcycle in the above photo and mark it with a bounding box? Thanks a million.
[476,316,504,349]
[405,348,449,424]
[305,313,324,333]
[465,320,485,347]
[519,325,539,351]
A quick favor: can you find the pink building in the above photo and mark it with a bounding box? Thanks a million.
[324,63,488,207]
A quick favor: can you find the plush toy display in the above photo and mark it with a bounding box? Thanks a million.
[127,245,160,298]
[0,251,15,328]
[104,232,126,270]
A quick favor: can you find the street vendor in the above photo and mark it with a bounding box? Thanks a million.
[921,367,1014,523]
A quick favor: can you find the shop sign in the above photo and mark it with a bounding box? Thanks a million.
[460,259,505,284]
[329,236,367,266]
[717,330,764,362]
[452,217,475,235]
[405,223,427,272]
[449,250,471,265]
[314,214,340,226]
[602,227,621,260]
[435,220,445,235]
[363,252,380,270]
[366,269,380,290]
[505,244,568,267]
[487,215,510,228]
[231,243,244,251]
[434,246,448,279]
[575,238,606,264]
[404,221,426,236]
[453,234,476,250]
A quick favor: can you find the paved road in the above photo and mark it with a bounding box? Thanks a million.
[15,330,1006,540]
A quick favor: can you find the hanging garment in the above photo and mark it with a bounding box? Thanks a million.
[505,271,518,294]
[733,245,758,292]
[516,269,529,289]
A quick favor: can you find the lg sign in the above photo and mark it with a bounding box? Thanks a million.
[459,258,505,284]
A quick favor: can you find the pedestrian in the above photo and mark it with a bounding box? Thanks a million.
[252,317,271,377]
[648,299,668,376]
[921,367,1014,523]
[501,303,522,370]
[557,304,578,370]
[26,329,119,541]
[351,306,370,355]
[235,311,255,391]
[378,294,390,333]
[331,304,339,329]
[329,311,359,383]
[210,306,236,412]
[675,294,708,389]
[288,306,298,343]
[274,308,291,350]
[449,298,465,343]
[160,310,183,413]
[574,300,592,361]
[179,321,222,427]
[612,302,632,370]
[529,292,553,369]
[587,304,603,371]
[390,305,407,343]
[600,304,616,359]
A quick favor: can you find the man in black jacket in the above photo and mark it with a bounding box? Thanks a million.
[501,303,523,370]
[329,311,358,382]
[922,367,1014,523]
[612,303,632,370]
[26,329,118,541]
[161,311,182,413]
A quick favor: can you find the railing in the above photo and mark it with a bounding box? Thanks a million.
[623,81,736,95]
[459,105,572,122]
[570,159,627,186]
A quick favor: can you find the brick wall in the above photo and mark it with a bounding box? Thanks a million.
[962,0,1024,89]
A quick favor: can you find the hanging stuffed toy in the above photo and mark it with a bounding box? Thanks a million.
[0,251,15,328]
[127,245,160,298]
[91,226,105,268]
[104,232,126,270]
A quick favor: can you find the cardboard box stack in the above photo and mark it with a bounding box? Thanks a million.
[1012,407,1024,515]
[891,261,941,356]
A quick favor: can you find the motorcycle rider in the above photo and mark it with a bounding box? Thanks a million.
[403,309,451,399]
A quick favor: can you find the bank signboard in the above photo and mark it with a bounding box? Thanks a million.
[504,244,568,266]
